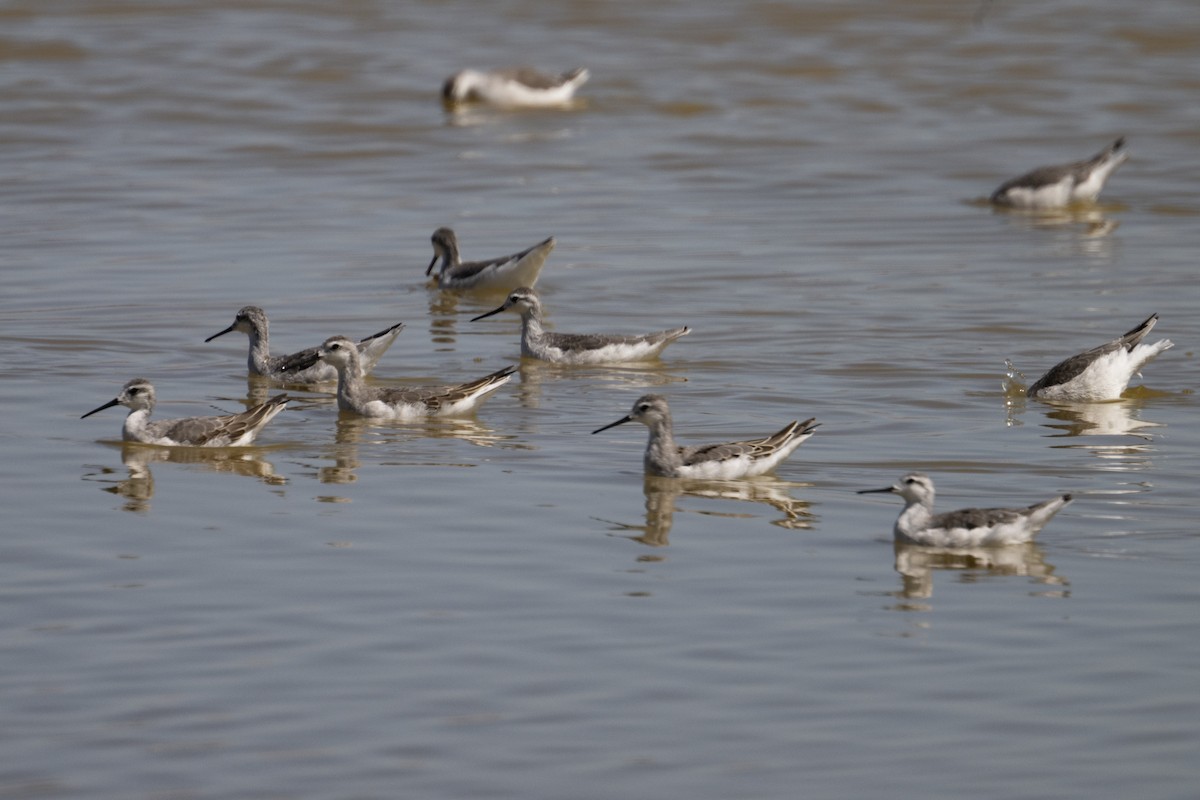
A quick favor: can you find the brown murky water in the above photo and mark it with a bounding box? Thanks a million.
[3,1,1198,797]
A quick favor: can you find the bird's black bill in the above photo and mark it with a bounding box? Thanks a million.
[81,398,121,419]
[426,255,439,276]
[592,416,632,435]
[857,487,896,495]
[470,305,506,322]
[204,324,236,343]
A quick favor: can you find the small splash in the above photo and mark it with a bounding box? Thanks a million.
[1002,359,1028,399]
[1002,359,1028,427]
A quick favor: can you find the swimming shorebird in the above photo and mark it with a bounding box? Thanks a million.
[1025,313,1173,401]
[292,335,515,419]
[991,137,1128,209]
[426,228,555,292]
[441,67,589,108]
[592,394,818,479]
[81,378,289,446]
[471,287,690,364]
[205,306,404,384]
[858,473,1073,547]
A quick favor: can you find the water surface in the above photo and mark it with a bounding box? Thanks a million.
[3,1,1199,798]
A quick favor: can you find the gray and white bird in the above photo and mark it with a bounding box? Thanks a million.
[593,394,818,479]
[82,378,289,447]
[1025,313,1172,402]
[296,335,515,419]
[206,306,403,384]
[991,137,1128,209]
[442,67,589,108]
[859,473,1072,547]
[426,228,555,291]
[471,287,690,364]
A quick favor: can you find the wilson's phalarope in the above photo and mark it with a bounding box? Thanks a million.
[1025,313,1172,401]
[427,228,555,291]
[292,336,516,419]
[471,287,690,364]
[592,394,818,479]
[206,306,404,384]
[991,137,1128,209]
[859,473,1072,547]
[81,378,289,446]
[442,67,589,108]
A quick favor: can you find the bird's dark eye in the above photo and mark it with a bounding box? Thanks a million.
[905,477,916,485]
[129,387,140,395]
[331,343,341,350]
[638,404,650,412]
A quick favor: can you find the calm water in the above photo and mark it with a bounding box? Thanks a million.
[3,1,1199,798]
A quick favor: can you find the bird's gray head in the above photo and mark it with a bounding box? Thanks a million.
[206,305,267,342]
[625,394,670,426]
[427,227,460,275]
[471,287,541,322]
[82,377,156,419]
[116,378,157,412]
[859,473,935,505]
[316,336,358,368]
[592,394,671,435]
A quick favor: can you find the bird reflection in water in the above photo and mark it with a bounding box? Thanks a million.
[989,201,1121,257]
[1041,398,1163,439]
[242,372,340,407]
[318,413,517,488]
[890,541,1067,609]
[88,443,284,513]
[602,475,816,550]
[512,360,690,412]
[425,287,520,351]
[426,288,467,350]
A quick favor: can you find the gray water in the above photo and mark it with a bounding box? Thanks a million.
[3,1,1199,798]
